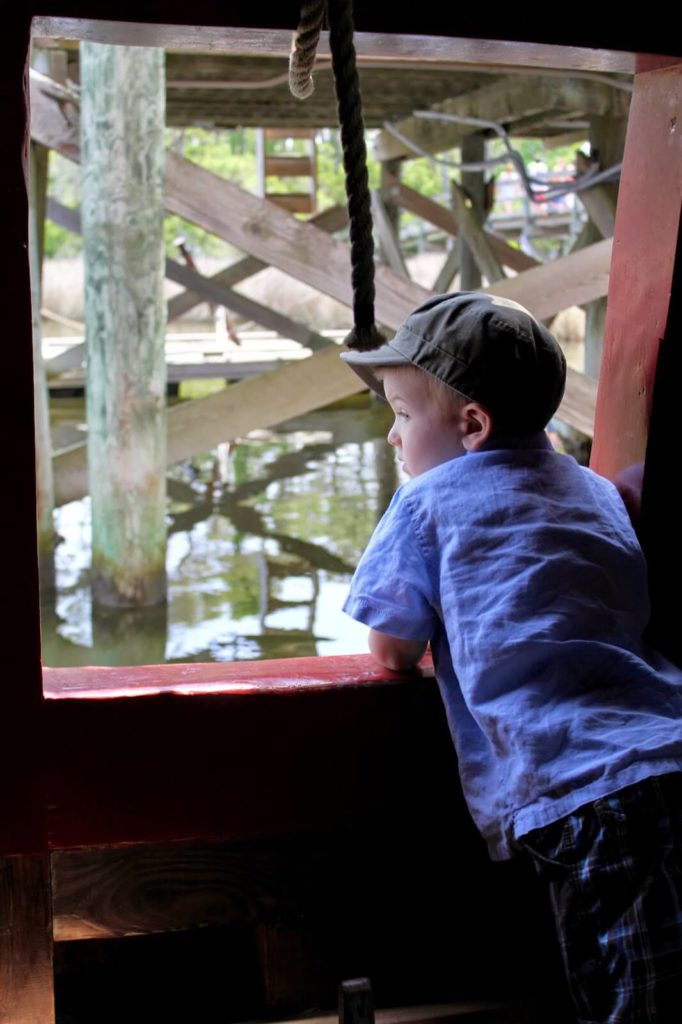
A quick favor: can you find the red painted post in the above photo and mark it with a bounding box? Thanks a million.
[590,63,682,482]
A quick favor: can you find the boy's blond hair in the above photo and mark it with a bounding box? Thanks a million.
[376,363,469,420]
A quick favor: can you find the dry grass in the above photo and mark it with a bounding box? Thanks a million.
[42,253,586,352]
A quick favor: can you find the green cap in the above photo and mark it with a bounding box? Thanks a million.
[341,291,566,434]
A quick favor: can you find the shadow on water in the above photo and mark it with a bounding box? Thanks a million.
[41,395,397,667]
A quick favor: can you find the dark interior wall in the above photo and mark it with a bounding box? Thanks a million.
[1,9,680,1021]
[0,13,46,857]
[49,680,571,1023]
[21,1,682,54]
[2,0,680,863]
[641,214,682,668]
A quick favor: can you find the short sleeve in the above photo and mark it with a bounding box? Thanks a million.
[343,488,437,641]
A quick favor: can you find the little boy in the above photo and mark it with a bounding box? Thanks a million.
[341,292,682,1023]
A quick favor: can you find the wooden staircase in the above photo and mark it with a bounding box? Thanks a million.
[258,127,317,214]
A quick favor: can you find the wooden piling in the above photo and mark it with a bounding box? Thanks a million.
[80,42,167,606]
[458,134,487,290]
[29,141,55,592]
[583,115,627,378]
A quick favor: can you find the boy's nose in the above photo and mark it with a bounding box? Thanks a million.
[387,422,400,447]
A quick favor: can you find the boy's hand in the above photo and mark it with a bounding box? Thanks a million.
[369,628,427,672]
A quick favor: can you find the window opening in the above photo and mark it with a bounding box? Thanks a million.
[30,18,629,675]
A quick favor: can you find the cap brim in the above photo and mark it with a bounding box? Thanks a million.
[340,343,411,399]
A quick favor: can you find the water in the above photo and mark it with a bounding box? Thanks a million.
[41,394,397,667]
[42,378,588,668]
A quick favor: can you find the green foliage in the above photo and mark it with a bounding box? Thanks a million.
[178,379,227,400]
[44,152,82,257]
[166,126,258,187]
[164,127,258,259]
[401,156,446,199]
[44,122,588,262]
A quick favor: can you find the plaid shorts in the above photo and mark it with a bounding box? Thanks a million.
[517,773,682,1023]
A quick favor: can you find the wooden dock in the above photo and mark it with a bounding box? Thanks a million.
[43,328,346,392]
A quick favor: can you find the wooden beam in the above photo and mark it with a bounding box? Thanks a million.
[49,355,596,436]
[53,234,607,505]
[52,835,359,942]
[168,197,346,319]
[46,198,332,354]
[53,345,359,505]
[489,238,611,316]
[576,183,617,239]
[451,179,505,285]
[382,172,538,273]
[264,193,315,214]
[29,71,80,160]
[50,147,608,504]
[31,75,518,318]
[46,195,79,233]
[30,142,49,271]
[432,245,460,293]
[580,118,626,380]
[30,73,347,313]
[557,366,599,438]
[52,839,294,941]
[371,190,410,278]
[0,854,55,1024]
[165,259,330,351]
[30,20,639,74]
[162,149,431,321]
[166,345,367,466]
[374,75,631,161]
[264,155,314,177]
[458,135,493,288]
[46,197,347,328]
[48,359,312,389]
[29,143,55,589]
[45,342,86,377]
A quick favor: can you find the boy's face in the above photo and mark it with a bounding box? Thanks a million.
[383,367,468,478]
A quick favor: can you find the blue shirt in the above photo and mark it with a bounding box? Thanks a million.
[344,434,682,859]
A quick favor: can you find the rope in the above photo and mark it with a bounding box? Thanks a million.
[289,0,383,349]
[289,0,327,99]
[327,0,383,349]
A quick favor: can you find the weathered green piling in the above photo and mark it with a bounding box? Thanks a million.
[80,42,167,606]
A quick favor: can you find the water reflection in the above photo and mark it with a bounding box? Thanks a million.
[41,395,396,666]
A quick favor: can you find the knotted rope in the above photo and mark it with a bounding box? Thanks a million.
[290,0,384,350]
[289,0,326,99]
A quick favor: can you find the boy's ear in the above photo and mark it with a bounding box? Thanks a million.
[460,402,494,451]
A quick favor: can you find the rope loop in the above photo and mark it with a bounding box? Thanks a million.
[289,0,327,99]
[290,0,383,349]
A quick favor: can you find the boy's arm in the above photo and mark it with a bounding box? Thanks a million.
[369,628,427,672]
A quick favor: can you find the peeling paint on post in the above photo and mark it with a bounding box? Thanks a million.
[81,43,167,607]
